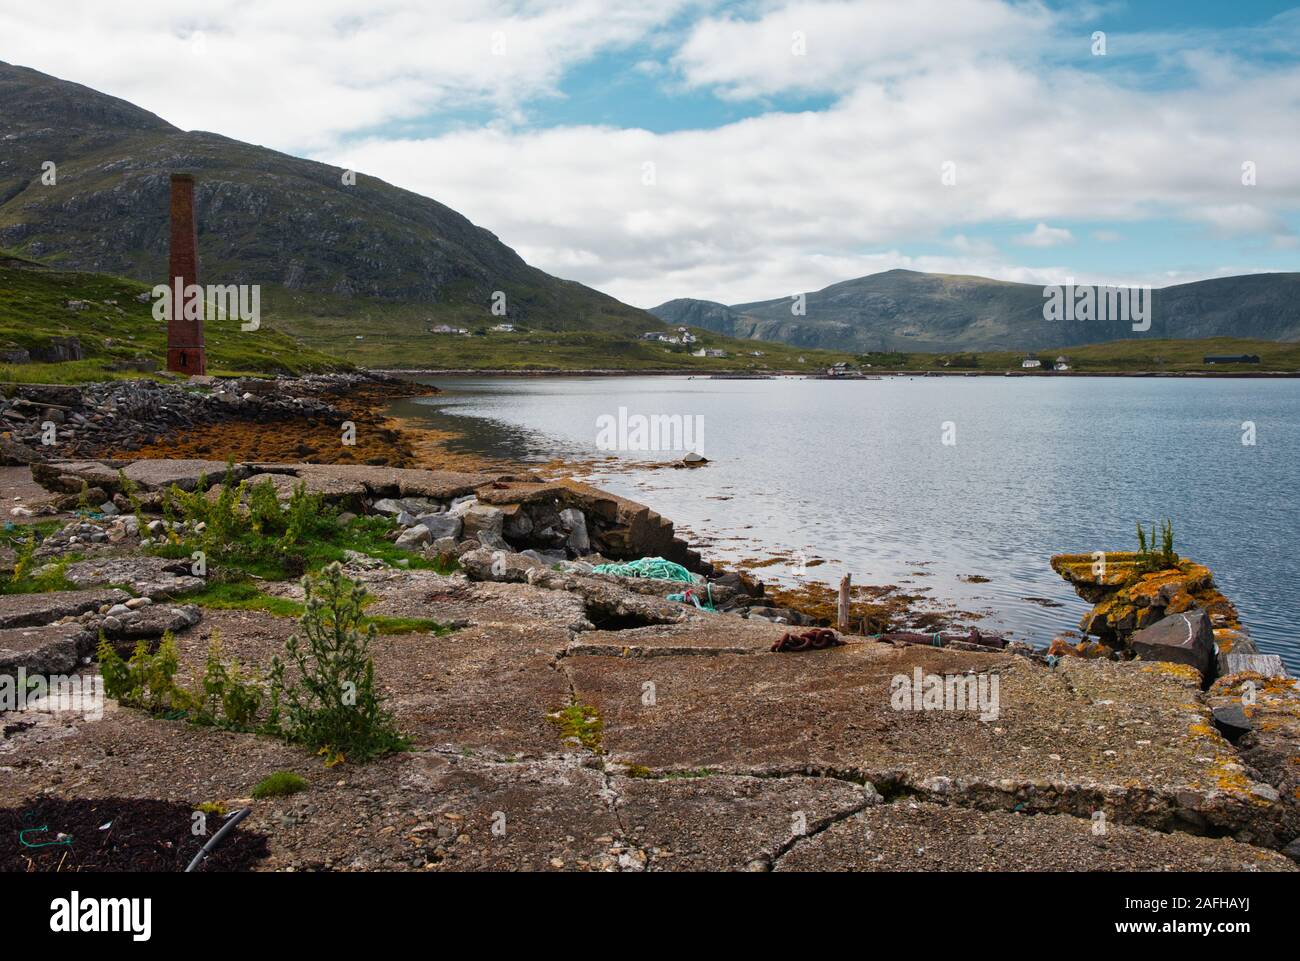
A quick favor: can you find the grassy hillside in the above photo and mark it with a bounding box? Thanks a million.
[856,338,1300,373]
[0,260,344,382]
[268,298,856,371]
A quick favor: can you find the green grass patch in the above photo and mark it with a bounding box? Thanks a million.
[178,580,452,636]
[0,263,345,383]
[178,580,305,617]
[861,337,1300,373]
[252,771,309,799]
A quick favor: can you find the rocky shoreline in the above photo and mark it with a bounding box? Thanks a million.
[1,372,431,468]
[0,375,1297,871]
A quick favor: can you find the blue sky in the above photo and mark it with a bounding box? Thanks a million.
[4,0,1298,305]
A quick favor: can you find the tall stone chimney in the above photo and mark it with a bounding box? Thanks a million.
[166,173,207,375]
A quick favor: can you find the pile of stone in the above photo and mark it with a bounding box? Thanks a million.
[1050,551,1286,683]
[0,371,404,465]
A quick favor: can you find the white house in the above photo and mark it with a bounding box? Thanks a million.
[1021,357,1042,369]
[492,323,516,333]
[1054,355,1071,371]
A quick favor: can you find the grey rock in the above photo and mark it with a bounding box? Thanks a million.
[395,525,432,549]
[1219,652,1288,679]
[1211,704,1252,742]
[462,505,504,543]
[1130,609,1214,677]
[0,623,92,675]
[418,513,462,541]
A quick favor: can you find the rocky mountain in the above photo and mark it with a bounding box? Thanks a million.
[651,269,1300,353]
[0,61,656,335]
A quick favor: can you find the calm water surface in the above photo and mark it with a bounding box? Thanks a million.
[389,376,1300,670]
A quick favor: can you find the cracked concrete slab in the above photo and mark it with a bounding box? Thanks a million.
[567,615,789,657]
[566,641,1283,838]
[0,622,92,675]
[0,588,130,629]
[774,800,1297,872]
[610,773,871,871]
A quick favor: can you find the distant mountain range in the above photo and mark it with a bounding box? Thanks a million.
[6,61,1298,362]
[0,61,655,336]
[651,269,1300,353]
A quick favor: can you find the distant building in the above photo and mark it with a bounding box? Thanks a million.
[1021,357,1042,369]
[492,323,516,332]
[693,348,726,358]
[1205,355,1260,364]
[1054,355,1071,371]
[430,324,469,335]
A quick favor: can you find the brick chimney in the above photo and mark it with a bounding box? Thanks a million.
[166,173,207,375]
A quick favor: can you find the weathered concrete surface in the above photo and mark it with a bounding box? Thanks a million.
[1207,673,1300,853]
[612,773,871,871]
[0,588,129,629]
[3,474,1294,870]
[188,609,572,759]
[387,624,573,757]
[567,617,788,657]
[0,623,91,675]
[567,642,1287,840]
[255,463,507,500]
[32,459,252,494]
[774,800,1296,872]
[218,471,369,503]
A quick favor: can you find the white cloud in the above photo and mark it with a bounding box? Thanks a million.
[0,0,691,152]
[1015,223,1075,247]
[334,52,1300,304]
[673,0,1056,98]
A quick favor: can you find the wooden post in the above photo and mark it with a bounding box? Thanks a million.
[837,573,851,633]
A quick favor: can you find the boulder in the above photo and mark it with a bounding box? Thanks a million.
[458,548,547,582]
[395,525,432,549]
[0,436,39,466]
[462,505,506,550]
[1129,609,1214,677]
[1219,653,1288,678]
[419,513,462,541]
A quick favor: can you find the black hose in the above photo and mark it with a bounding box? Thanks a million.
[185,807,252,873]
